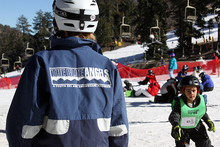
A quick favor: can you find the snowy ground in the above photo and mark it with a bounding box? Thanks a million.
[0,73,220,147]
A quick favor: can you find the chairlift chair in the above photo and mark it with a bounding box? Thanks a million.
[217,42,220,51]
[120,16,132,38]
[150,27,160,41]
[13,56,22,70]
[25,42,35,58]
[1,58,9,68]
[184,0,197,22]
[120,24,131,38]
[25,48,35,57]
[213,8,220,23]
[150,19,161,41]
[1,53,9,68]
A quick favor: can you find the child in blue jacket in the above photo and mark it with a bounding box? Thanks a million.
[199,72,214,92]
[177,65,189,83]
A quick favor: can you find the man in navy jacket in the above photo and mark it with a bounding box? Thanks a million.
[6,0,129,147]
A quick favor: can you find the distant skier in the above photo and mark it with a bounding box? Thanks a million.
[191,66,203,80]
[135,81,160,97]
[123,80,133,92]
[138,70,156,85]
[168,53,177,79]
[176,64,189,83]
[160,56,167,75]
[211,52,219,75]
[15,65,21,73]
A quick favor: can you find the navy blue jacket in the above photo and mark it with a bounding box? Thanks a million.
[6,36,129,147]
[201,74,214,88]
[177,70,187,83]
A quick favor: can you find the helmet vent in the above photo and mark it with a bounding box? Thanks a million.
[87,25,94,28]
[64,23,75,27]
[63,1,75,4]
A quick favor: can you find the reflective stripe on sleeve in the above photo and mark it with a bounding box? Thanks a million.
[97,118,111,131]
[21,116,70,139]
[22,125,42,139]
[42,116,69,135]
[109,124,128,137]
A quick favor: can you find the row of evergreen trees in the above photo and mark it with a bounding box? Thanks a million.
[0,0,219,72]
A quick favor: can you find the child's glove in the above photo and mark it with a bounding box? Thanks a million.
[172,125,181,141]
[206,119,215,132]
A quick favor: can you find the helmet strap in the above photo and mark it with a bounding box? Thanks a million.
[180,87,185,94]
[80,9,85,30]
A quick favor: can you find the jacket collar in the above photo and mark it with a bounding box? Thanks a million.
[50,35,102,54]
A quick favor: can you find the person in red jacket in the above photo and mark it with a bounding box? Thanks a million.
[135,81,160,97]
[211,52,219,74]
[5,77,12,89]
[138,70,156,85]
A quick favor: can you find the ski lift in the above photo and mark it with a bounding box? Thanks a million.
[184,0,197,22]
[13,56,22,70]
[25,42,35,57]
[213,8,220,23]
[150,19,161,41]
[0,53,9,68]
[120,16,132,38]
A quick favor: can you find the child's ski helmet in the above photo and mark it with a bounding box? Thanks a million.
[182,65,189,71]
[180,76,200,93]
[193,66,197,71]
[148,70,153,74]
[199,72,206,79]
[197,66,202,71]
[124,80,129,84]
[170,53,175,57]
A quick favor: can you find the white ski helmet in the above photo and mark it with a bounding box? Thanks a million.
[53,0,99,33]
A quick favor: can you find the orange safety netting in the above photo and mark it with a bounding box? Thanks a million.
[117,59,220,80]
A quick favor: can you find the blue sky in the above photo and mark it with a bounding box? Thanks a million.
[0,0,53,28]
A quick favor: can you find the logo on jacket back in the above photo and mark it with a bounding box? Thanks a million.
[49,67,111,88]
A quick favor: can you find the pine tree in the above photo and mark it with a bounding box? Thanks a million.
[16,15,32,42]
[32,10,53,52]
[207,19,214,40]
[95,0,136,45]
[132,0,169,59]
